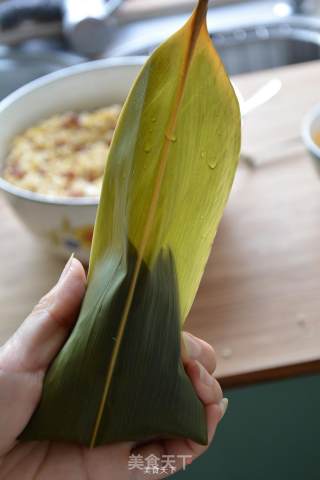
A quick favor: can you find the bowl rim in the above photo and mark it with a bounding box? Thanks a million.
[0,56,147,207]
[301,103,320,160]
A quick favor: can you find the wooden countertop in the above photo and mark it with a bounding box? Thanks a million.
[186,60,320,386]
[1,61,320,387]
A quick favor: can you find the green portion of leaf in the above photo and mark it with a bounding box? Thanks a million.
[21,0,241,447]
[21,244,207,446]
[89,0,240,322]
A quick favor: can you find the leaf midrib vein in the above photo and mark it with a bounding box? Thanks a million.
[89,0,208,448]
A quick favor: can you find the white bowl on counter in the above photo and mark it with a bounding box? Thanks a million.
[302,104,320,175]
[0,58,145,263]
[0,56,243,264]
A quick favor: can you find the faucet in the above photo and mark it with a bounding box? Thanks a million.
[0,0,124,57]
[62,0,123,57]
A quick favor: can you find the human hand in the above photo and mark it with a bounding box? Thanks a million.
[0,256,227,480]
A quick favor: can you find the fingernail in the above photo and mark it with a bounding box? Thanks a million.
[197,361,214,386]
[219,398,229,419]
[184,333,202,360]
[59,253,75,282]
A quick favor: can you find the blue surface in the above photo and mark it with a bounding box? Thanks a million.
[174,374,320,479]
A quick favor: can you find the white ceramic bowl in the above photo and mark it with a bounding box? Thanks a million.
[302,104,320,175]
[0,58,145,263]
[0,57,243,264]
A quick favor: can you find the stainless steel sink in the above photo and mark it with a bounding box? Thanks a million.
[211,22,320,75]
[1,0,320,100]
[105,0,320,75]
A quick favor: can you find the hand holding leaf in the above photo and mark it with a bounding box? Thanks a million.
[21,0,241,447]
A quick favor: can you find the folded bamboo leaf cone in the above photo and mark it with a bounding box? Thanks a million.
[20,0,241,448]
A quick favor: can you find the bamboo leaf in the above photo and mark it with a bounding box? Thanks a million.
[21,0,241,448]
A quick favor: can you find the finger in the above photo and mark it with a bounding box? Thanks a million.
[164,403,223,471]
[0,369,43,455]
[130,404,224,480]
[130,363,228,479]
[181,332,216,374]
[0,257,86,455]
[82,443,132,480]
[0,256,86,374]
[185,360,223,406]
[182,359,226,456]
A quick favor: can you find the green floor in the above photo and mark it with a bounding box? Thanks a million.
[174,374,320,479]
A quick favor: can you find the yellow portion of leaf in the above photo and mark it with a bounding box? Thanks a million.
[87,0,240,446]
[89,0,240,322]
[20,0,241,450]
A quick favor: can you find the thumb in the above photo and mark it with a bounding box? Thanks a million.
[0,256,86,454]
[0,255,86,374]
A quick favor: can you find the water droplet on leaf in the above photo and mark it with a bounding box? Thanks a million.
[144,143,152,153]
[165,133,177,143]
[207,159,217,169]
